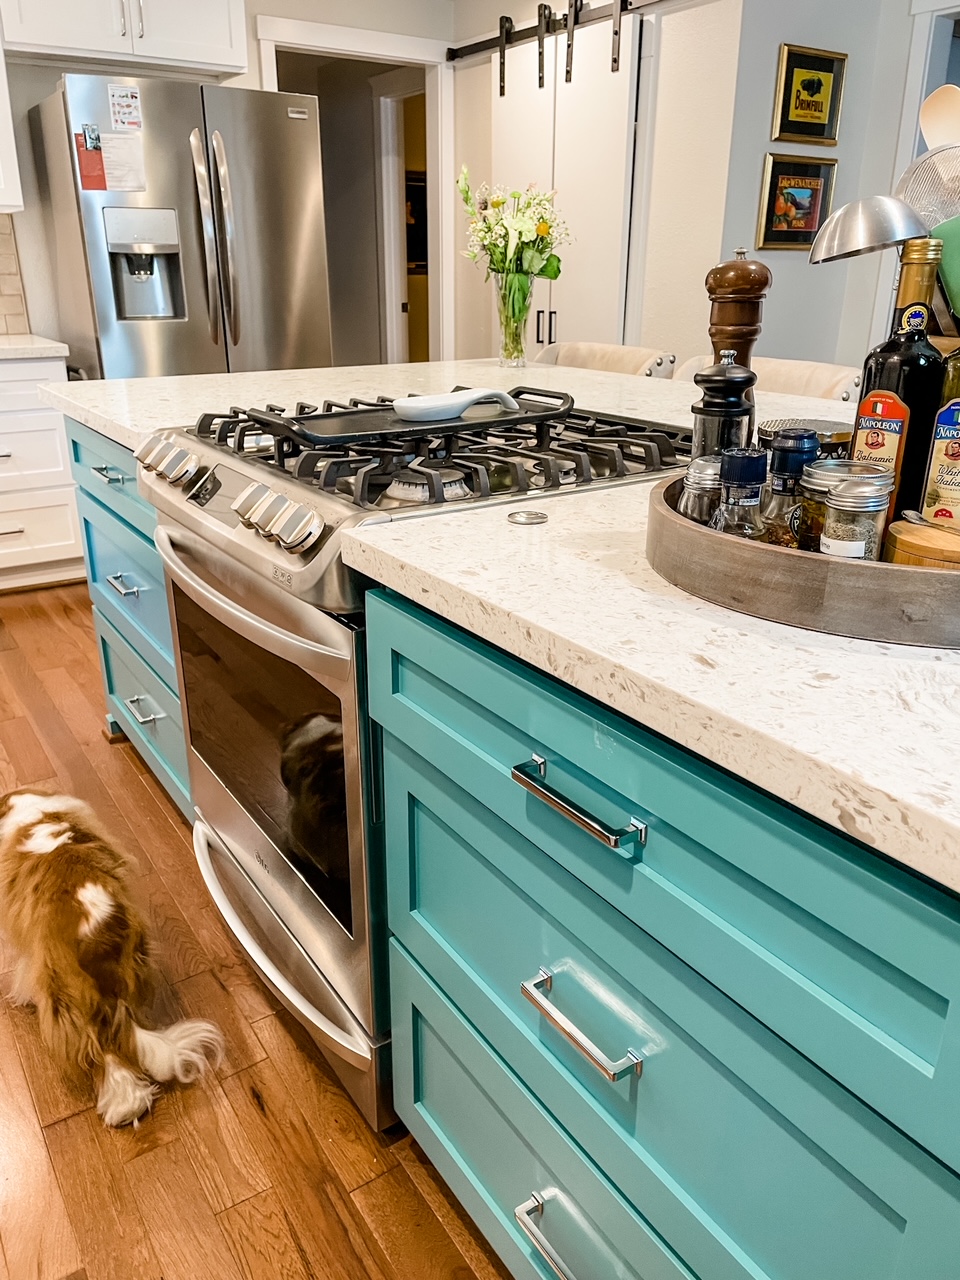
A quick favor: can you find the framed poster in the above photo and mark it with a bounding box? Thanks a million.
[772,44,847,146]
[756,153,836,251]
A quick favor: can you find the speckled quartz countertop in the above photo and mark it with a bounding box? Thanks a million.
[342,481,960,895]
[37,359,855,451]
[43,358,952,887]
[1,334,68,360]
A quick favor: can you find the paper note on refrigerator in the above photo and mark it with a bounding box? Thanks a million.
[100,133,147,192]
[108,84,142,130]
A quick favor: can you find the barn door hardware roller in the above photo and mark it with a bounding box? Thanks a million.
[450,0,655,93]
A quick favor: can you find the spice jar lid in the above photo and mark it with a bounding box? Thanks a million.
[801,458,895,494]
[720,447,766,487]
[885,519,960,564]
[825,479,890,512]
[758,418,854,446]
[683,455,722,491]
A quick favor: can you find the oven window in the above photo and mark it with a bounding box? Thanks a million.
[173,583,353,933]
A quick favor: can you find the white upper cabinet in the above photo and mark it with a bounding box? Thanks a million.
[0,0,131,58]
[0,0,247,72]
[0,31,21,211]
[131,0,246,70]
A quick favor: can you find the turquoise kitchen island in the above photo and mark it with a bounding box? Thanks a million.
[345,479,960,1280]
[39,360,960,1278]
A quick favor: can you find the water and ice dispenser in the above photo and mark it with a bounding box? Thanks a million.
[103,207,186,320]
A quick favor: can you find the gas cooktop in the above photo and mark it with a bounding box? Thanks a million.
[136,385,691,613]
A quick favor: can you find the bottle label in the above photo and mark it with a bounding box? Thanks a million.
[852,390,908,469]
[898,303,930,334]
[820,535,866,558]
[921,398,960,524]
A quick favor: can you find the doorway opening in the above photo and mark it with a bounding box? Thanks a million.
[276,50,429,366]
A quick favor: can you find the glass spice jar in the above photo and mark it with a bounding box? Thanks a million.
[821,480,888,561]
[797,459,894,552]
[677,455,722,525]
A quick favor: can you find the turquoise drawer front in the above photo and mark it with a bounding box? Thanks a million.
[391,940,693,1280]
[67,418,154,539]
[367,590,960,1174]
[93,607,190,820]
[77,489,177,692]
[385,735,960,1280]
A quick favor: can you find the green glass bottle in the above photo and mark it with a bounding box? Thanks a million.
[851,238,945,519]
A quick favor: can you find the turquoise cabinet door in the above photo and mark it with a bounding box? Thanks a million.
[392,940,695,1280]
[67,418,155,538]
[366,589,960,1176]
[383,733,960,1280]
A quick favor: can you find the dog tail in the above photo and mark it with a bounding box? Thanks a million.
[134,1018,225,1084]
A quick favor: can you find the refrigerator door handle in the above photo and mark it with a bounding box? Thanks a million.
[211,129,240,348]
[189,129,221,347]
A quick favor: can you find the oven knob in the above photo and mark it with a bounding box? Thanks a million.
[231,482,273,527]
[271,503,325,553]
[251,493,295,539]
[137,438,177,472]
[164,451,201,486]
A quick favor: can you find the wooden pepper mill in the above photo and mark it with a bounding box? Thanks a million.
[705,248,773,369]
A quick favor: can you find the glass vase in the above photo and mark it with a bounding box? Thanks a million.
[494,272,534,367]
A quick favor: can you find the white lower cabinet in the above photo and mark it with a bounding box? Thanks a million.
[0,355,84,590]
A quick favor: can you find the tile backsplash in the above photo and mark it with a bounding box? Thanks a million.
[0,216,29,335]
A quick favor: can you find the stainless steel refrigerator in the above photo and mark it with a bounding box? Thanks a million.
[34,74,332,380]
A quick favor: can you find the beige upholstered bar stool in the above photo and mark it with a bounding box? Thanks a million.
[536,342,677,378]
[673,355,862,402]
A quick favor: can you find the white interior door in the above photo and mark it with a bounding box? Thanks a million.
[492,35,558,359]
[551,15,641,346]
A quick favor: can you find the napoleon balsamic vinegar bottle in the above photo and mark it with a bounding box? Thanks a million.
[852,238,945,519]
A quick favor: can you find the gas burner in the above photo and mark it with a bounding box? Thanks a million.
[182,387,691,512]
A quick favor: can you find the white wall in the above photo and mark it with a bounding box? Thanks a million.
[720,0,910,367]
[234,0,454,89]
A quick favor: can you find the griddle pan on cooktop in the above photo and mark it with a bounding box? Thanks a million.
[245,387,574,447]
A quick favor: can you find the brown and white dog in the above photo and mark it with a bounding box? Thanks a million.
[0,789,224,1126]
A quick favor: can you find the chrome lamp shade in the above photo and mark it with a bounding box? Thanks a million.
[809,196,930,264]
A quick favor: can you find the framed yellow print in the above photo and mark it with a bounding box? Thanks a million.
[772,44,847,146]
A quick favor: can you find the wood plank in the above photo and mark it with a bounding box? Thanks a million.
[7,1001,94,1128]
[174,969,266,1081]
[194,907,280,1023]
[0,663,25,720]
[352,1164,490,1280]
[0,714,54,785]
[395,1138,512,1280]
[219,1189,311,1280]
[1,593,89,672]
[253,1011,397,1193]
[221,1063,399,1280]
[124,1140,243,1280]
[134,872,209,985]
[44,1108,163,1280]
[169,1069,270,1214]
[0,738,20,792]
[0,1008,82,1280]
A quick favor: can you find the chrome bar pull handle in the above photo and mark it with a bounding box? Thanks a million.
[189,128,221,346]
[515,1194,580,1280]
[119,0,126,36]
[522,968,643,1082]
[511,754,646,852]
[135,0,144,37]
[211,129,240,347]
[124,695,164,726]
[91,464,126,485]
[0,527,24,537]
[106,572,139,599]
[0,450,12,459]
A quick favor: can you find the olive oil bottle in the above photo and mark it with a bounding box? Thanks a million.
[851,238,945,519]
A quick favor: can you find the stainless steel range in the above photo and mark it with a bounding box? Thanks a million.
[136,386,690,1129]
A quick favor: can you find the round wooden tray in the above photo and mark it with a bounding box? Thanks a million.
[645,476,960,648]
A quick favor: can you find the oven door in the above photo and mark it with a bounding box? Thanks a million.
[155,522,385,1039]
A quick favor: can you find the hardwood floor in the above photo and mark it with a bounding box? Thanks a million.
[0,583,511,1280]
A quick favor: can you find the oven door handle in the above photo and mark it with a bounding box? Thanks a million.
[155,525,351,680]
[193,820,373,1071]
